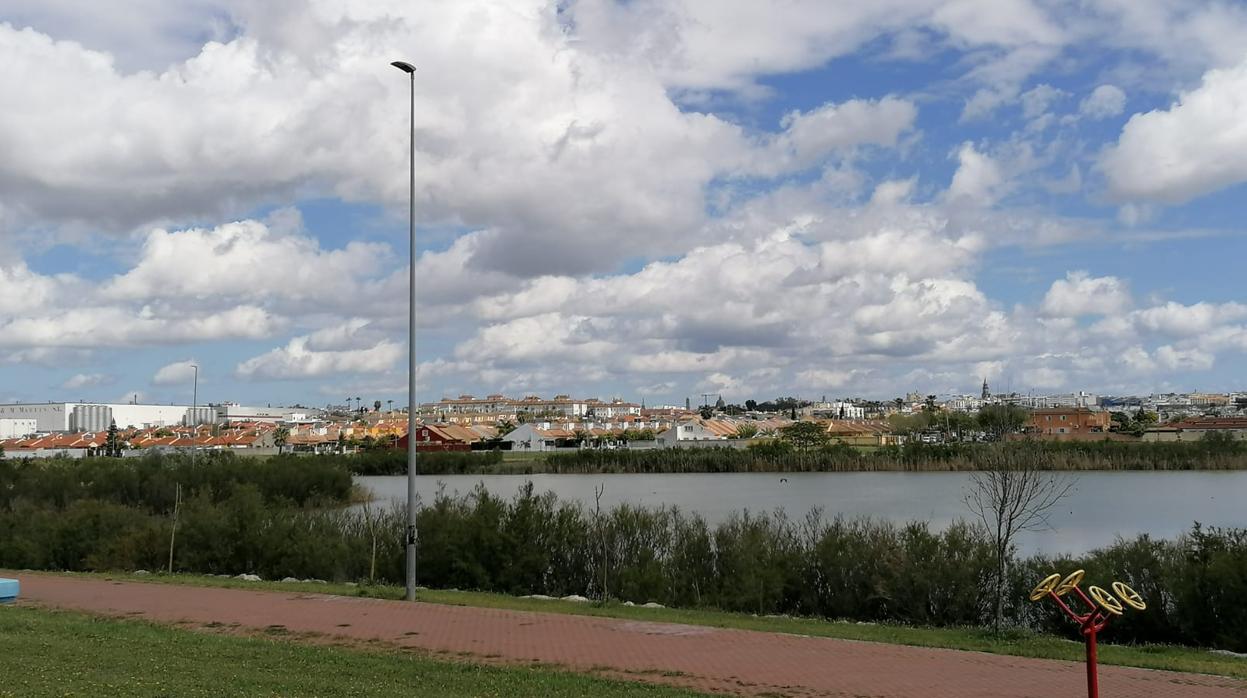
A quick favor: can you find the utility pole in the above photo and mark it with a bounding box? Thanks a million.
[391,58,420,602]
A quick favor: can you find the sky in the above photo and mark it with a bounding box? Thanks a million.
[2,0,1247,409]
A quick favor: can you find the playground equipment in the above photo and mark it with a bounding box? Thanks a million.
[1029,570,1147,698]
[0,577,17,604]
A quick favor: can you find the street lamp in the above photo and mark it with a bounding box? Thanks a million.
[391,59,419,602]
[190,364,198,458]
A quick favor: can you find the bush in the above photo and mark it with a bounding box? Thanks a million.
[540,439,1247,474]
[3,463,1244,652]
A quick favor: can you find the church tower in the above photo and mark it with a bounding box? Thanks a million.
[981,377,991,400]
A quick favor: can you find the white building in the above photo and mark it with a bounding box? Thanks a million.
[0,419,38,439]
[657,422,724,445]
[215,403,308,424]
[0,402,208,432]
[802,401,866,419]
[501,423,559,452]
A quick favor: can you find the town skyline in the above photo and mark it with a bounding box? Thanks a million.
[4,2,1247,408]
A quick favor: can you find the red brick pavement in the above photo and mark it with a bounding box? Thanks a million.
[8,572,1246,697]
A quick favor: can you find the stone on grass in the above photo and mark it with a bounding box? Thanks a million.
[561,594,590,603]
[280,577,300,583]
[521,594,555,601]
[622,601,635,607]
[234,574,262,582]
[642,602,664,609]
[133,570,150,576]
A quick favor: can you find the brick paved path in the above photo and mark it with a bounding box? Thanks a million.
[9,573,1246,697]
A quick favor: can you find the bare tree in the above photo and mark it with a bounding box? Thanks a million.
[361,497,380,583]
[964,454,1074,633]
[594,483,608,601]
[167,483,182,574]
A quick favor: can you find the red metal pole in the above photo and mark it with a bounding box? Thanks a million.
[1085,626,1099,698]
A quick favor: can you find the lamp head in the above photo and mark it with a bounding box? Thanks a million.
[391,61,416,73]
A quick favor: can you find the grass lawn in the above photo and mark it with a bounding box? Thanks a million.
[38,571,1247,681]
[0,605,708,698]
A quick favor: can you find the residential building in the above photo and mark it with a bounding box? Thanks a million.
[1143,417,1247,442]
[657,421,724,445]
[801,401,866,419]
[823,420,902,447]
[1028,407,1110,435]
[421,394,641,420]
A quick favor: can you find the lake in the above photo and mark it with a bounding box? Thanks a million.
[355,471,1247,556]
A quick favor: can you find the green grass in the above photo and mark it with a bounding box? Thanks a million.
[37,571,1247,681]
[0,605,709,698]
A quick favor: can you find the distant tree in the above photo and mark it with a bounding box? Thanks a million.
[744,399,758,411]
[572,429,589,447]
[1109,411,1132,432]
[374,400,382,412]
[496,420,517,436]
[887,412,930,436]
[1201,430,1236,447]
[274,426,290,454]
[789,406,797,420]
[977,404,1029,440]
[924,395,938,412]
[734,424,759,439]
[699,406,714,419]
[944,411,979,441]
[779,421,829,451]
[105,421,122,457]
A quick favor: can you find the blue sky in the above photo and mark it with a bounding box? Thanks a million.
[2,0,1247,409]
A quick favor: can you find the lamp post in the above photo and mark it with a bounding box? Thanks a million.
[391,59,419,602]
[190,363,198,459]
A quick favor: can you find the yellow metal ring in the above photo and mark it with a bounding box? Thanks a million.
[1112,581,1147,611]
[1029,573,1062,601]
[1054,569,1085,597]
[1089,585,1124,616]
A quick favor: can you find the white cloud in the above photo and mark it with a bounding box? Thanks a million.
[1040,272,1132,318]
[61,373,112,390]
[104,219,397,314]
[635,382,677,397]
[1020,83,1066,119]
[0,305,280,349]
[1155,345,1215,372]
[795,369,858,389]
[0,0,231,72]
[1021,367,1066,388]
[1102,57,1247,203]
[947,143,1005,206]
[152,360,199,387]
[1133,301,1247,336]
[1079,84,1126,119]
[235,322,403,380]
[759,97,918,175]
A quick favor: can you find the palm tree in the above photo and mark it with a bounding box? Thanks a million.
[274,426,290,454]
[387,399,394,414]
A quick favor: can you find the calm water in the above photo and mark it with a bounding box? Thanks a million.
[355,471,1247,556]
